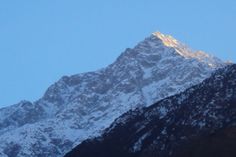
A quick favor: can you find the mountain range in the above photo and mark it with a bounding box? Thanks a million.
[0,32,227,157]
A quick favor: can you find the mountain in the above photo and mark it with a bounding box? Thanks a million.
[64,64,236,157]
[0,32,224,157]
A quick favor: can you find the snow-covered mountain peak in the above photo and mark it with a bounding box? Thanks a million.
[152,31,180,48]
[0,32,226,157]
[115,32,224,70]
[149,32,224,68]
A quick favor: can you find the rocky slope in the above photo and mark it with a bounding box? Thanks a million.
[0,32,224,157]
[64,64,236,157]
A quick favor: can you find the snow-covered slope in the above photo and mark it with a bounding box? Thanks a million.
[0,32,225,157]
[64,64,236,157]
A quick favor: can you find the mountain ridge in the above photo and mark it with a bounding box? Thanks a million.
[0,32,225,157]
[64,64,236,157]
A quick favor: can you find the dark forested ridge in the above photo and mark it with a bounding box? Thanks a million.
[65,64,236,157]
[171,127,236,157]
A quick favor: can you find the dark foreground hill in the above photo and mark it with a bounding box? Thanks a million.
[65,64,236,157]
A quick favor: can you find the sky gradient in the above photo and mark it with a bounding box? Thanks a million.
[0,0,236,107]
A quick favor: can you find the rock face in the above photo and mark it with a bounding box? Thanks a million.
[64,64,236,157]
[0,32,224,157]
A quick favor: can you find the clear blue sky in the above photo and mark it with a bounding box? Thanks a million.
[0,0,236,108]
